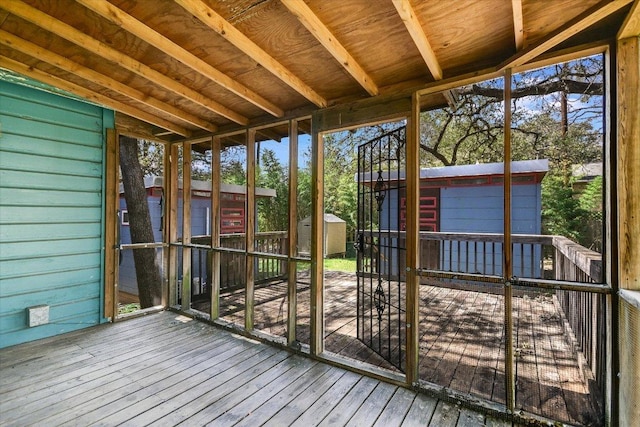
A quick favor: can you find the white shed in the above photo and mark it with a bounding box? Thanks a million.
[298,214,347,257]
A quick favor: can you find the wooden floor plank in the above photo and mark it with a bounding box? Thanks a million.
[0,312,159,365]
[231,362,334,427]
[427,400,461,427]
[457,407,487,426]
[262,366,348,426]
[344,381,398,426]
[400,392,439,427]
[316,375,380,427]
[289,370,362,427]
[123,347,284,426]
[373,386,417,426]
[115,344,275,426]
[2,331,218,419]
[0,314,204,392]
[182,355,316,426]
[145,350,292,426]
[208,360,326,426]
[429,289,483,387]
[514,295,542,415]
[448,292,494,394]
[26,372,144,426]
[469,292,504,402]
[2,372,132,425]
[61,336,244,426]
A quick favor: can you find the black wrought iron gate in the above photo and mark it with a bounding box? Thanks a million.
[355,126,407,372]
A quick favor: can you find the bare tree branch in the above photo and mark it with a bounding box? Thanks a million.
[458,79,602,100]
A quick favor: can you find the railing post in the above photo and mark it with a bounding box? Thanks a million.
[181,144,192,310]
[503,68,516,412]
[404,91,420,385]
[287,119,299,346]
[245,129,256,331]
[168,144,179,306]
[310,113,324,355]
[210,136,221,319]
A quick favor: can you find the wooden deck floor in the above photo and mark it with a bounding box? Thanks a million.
[195,271,602,426]
[0,311,514,427]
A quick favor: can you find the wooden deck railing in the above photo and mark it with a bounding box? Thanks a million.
[361,230,602,282]
[551,235,605,397]
[552,235,602,282]
[189,231,288,293]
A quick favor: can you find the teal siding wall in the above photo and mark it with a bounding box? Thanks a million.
[0,79,113,348]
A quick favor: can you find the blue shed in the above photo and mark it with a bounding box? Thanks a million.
[376,159,548,278]
[118,177,276,298]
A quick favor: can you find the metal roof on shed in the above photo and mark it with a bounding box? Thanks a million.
[360,159,549,183]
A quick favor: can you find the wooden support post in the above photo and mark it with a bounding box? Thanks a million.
[503,68,516,412]
[245,129,256,331]
[181,144,192,310]
[617,35,640,427]
[605,42,618,427]
[160,141,170,308]
[287,120,299,345]
[168,144,179,306]
[617,36,640,292]
[405,93,420,385]
[104,128,118,320]
[310,113,324,355]
[210,137,221,319]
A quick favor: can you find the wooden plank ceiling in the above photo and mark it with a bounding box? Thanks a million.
[0,0,634,142]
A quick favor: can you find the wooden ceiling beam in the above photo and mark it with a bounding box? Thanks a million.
[0,30,217,132]
[280,0,378,96]
[1,0,249,125]
[116,113,177,143]
[174,0,327,108]
[392,0,443,80]
[618,0,640,38]
[76,0,283,118]
[0,56,190,136]
[499,0,633,70]
[512,0,525,50]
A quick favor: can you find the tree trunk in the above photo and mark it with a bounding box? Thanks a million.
[119,136,162,308]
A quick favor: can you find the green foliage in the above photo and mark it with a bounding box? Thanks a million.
[221,159,246,185]
[137,140,164,177]
[256,149,289,231]
[541,174,603,250]
[511,113,602,173]
[296,168,312,222]
[541,175,587,242]
[323,133,358,239]
[324,257,356,272]
[578,176,603,250]
[118,303,141,315]
[579,175,603,214]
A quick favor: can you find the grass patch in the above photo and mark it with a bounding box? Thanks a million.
[118,303,141,315]
[324,257,356,272]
